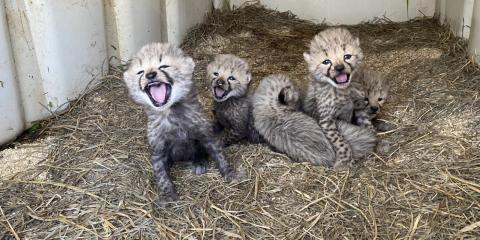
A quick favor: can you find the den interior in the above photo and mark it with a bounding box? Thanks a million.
[1,4,479,239]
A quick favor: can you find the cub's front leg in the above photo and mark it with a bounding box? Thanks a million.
[198,128,237,181]
[318,119,353,168]
[150,150,177,202]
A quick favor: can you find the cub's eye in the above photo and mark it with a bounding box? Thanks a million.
[344,54,352,60]
[137,70,144,75]
[159,65,170,69]
[213,72,219,76]
[322,59,332,65]
[228,76,236,81]
[364,97,369,102]
[378,98,384,101]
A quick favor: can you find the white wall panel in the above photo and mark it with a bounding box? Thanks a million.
[0,0,24,145]
[231,0,435,24]
[5,0,108,124]
[104,0,163,63]
[162,0,211,44]
[468,0,480,64]
[436,0,474,39]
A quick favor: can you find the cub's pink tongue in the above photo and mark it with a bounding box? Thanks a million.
[335,73,348,83]
[215,87,225,98]
[149,84,167,104]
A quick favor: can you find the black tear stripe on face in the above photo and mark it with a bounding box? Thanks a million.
[344,60,353,70]
[138,73,144,91]
[226,80,232,92]
[326,64,332,78]
[160,69,174,85]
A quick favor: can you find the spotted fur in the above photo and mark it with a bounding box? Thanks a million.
[123,43,236,203]
[303,27,368,167]
[253,74,376,166]
[207,54,263,146]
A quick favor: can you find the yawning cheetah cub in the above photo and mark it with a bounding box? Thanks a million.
[207,54,263,146]
[123,43,237,203]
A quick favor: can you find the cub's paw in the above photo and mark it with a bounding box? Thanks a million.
[375,139,392,156]
[222,168,244,183]
[224,171,238,182]
[333,152,354,170]
[373,119,396,132]
[155,192,178,208]
[279,86,299,107]
[333,160,354,170]
[192,162,208,175]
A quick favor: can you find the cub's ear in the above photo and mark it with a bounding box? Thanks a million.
[184,56,195,73]
[246,70,252,83]
[122,58,134,72]
[354,36,360,46]
[303,51,312,64]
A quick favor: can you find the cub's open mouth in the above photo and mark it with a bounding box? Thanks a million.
[332,73,350,85]
[213,86,229,100]
[145,82,171,107]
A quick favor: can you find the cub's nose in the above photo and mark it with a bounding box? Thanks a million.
[146,71,157,80]
[370,106,379,113]
[216,79,226,85]
[334,64,345,72]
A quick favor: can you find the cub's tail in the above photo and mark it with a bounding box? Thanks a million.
[253,74,336,166]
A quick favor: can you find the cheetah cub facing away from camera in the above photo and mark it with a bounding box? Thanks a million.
[123,43,236,203]
[350,68,389,129]
[207,54,263,146]
[303,27,368,167]
[253,74,376,167]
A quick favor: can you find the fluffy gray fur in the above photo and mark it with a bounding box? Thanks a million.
[207,54,263,146]
[252,74,376,167]
[123,43,236,203]
[303,27,366,167]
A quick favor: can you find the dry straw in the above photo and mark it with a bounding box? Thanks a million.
[1,4,479,239]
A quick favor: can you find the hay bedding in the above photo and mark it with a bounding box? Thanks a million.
[1,5,480,239]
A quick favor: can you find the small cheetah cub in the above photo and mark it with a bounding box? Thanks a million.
[303,27,367,168]
[350,68,389,129]
[123,43,236,203]
[207,54,263,146]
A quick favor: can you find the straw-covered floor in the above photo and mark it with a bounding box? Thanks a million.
[1,5,479,239]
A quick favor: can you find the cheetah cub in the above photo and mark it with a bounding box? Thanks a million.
[207,54,263,146]
[350,68,389,129]
[124,43,236,203]
[303,27,367,168]
[253,74,376,167]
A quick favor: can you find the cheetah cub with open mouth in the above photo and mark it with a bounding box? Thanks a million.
[123,43,237,204]
[207,54,263,146]
[253,74,376,167]
[303,27,372,168]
